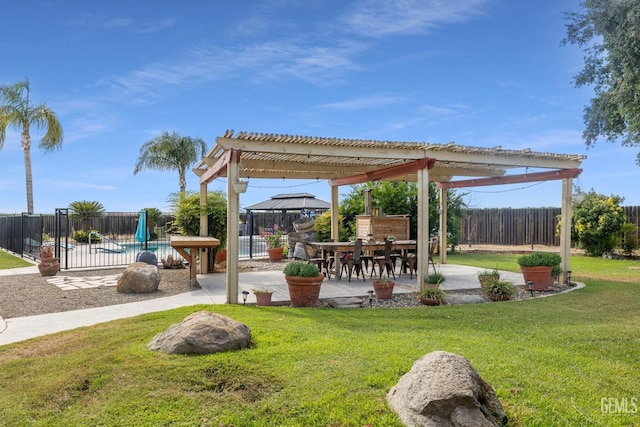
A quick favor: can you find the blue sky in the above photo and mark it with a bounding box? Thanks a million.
[1,0,639,214]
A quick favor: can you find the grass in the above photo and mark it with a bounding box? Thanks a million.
[0,250,34,269]
[0,253,638,426]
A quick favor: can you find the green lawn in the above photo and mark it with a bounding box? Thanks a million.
[0,250,34,269]
[0,253,638,426]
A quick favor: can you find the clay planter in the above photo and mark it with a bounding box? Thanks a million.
[215,249,227,264]
[419,297,443,306]
[254,292,273,306]
[267,247,284,262]
[285,274,324,307]
[520,266,553,291]
[372,280,395,299]
[38,255,60,276]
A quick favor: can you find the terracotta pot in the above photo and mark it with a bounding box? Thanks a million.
[215,249,227,263]
[372,280,394,299]
[419,297,443,306]
[267,247,284,262]
[254,292,273,306]
[285,274,324,307]
[520,266,553,291]
[38,256,60,276]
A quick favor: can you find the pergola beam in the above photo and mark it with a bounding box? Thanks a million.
[436,168,583,189]
[328,158,435,187]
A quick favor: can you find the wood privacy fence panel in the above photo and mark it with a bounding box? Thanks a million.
[459,206,640,246]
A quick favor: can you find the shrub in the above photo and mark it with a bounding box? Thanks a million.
[283,261,320,277]
[417,287,446,300]
[424,272,445,285]
[169,191,227,248]
[482,278,516,300]
[72,229,101,243]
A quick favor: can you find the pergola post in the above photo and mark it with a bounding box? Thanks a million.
[199,183,208,273]
[331,186,339,240]
[559,177,573,284]
[439,188,448,264]
[226,153,240,304]
[417,167,430,289]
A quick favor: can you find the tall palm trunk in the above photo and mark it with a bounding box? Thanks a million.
[21,127,33,214]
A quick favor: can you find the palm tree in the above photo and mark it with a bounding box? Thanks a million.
[69,200,105,231]
[0,79,64,213]
[134,131,207,197]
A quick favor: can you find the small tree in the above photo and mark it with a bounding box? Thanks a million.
[570,190,626,256]
[313,210,349,242]
[620,223,639,256]
[169,191,227,248]
[69,200,105,231]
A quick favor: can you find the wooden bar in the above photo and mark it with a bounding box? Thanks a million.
[170,236,220,287]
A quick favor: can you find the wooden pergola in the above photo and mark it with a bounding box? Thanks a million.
[193,130,585,304]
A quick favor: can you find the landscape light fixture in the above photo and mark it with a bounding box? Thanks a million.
[367,290,374,308]
[242,290,249,305]
[527,281,534,298]
[565,270,572,286]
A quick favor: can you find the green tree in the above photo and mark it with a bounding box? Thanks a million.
[338,181,466,246]
[563,0,640,164]
[68,200,105,232]
[570,190,626,256]
[0,79,64,213]
[169,191,227,248]
[134,131,207,196]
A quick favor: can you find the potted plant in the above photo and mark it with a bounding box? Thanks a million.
[477,269,500,287]
[482,278,516,301]
[38,245,59,276]
[263,224,286,262]
[252,288,274,306]
[372,277,395,299]
[283,261,324,307]
[424,271,446,288]
[517,252,561,291]
[417,287,446,306]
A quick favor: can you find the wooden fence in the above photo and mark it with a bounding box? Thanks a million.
[459,206,640,247]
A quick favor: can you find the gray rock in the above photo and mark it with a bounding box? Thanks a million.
[148,311,251,355]
[135,250,158,266]
[387,351,507,427]
[116,262,160,294]
[446,294,487,305]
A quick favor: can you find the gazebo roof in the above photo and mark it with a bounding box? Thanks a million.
[194,130,585,185]
[245,193,331,211]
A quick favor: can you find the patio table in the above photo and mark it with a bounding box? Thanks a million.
[308,239,416,280]
[170,236,220,287]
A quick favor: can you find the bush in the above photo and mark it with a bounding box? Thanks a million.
[568,191,626,256]
[283,261,320,277]
[72,229,101,243]
[169,191,227,248]
[417,287,446,300]
[482,279,516,300]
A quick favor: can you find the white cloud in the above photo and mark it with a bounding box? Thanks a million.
[341,0,489,38]
[318,94,406,110]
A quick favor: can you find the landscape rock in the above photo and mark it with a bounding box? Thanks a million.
[387,350,507,427]
[135,250,158,266]
[116,262,160,294]
[148,311,251,354]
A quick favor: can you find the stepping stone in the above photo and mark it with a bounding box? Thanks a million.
[446,294,487,305]
[325,297,364,308]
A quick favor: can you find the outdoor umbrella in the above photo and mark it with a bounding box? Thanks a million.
[135,210,150,243]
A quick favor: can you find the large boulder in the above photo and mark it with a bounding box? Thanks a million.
[387,351,507,427]
[148,311,251,355]
[116,262,160,294]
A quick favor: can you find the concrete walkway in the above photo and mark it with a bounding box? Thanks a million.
[0,264,525,346]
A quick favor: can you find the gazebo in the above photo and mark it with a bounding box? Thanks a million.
[193,130,585,303]
[244,193,330,236]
